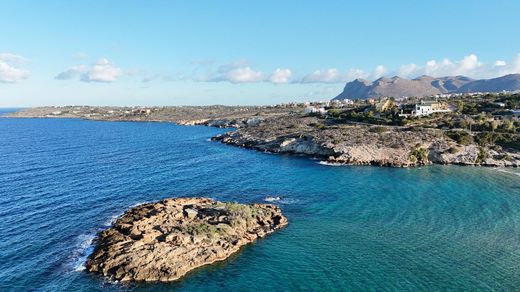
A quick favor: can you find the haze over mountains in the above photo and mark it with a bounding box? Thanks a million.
[333,74,520,100]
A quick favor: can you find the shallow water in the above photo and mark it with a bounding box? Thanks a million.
[1,113,520,291]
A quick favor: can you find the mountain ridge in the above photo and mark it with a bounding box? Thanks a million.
[333,74,520,100]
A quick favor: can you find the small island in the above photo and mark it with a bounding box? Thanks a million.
[86,197,287,282]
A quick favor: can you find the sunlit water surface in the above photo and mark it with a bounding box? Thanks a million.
[1,112,520,291]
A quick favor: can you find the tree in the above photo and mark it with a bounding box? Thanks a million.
[457,100,464,113]
[490,120,498,132]
[503,120,514,132]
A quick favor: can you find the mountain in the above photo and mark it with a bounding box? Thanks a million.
[333,74,520,100]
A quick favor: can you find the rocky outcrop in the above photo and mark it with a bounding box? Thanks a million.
[86,197,287,282]
[177,117,264,128]
[212,116,520,167]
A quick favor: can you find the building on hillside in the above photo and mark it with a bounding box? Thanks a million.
[367,98,377,105]
[412,100,451,116]
[304,106,326,115]
[374,99,396,112]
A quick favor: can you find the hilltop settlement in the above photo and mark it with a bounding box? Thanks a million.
[6,92,520,167]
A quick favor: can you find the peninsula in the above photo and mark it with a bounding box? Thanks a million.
[6,92,520,167]
[86,197,287,282]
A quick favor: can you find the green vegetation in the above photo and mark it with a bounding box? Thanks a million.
[225,202,262,227]
[447,147,459,154]
[446,130,473,145]
[476,146,489,164]
[178,223,219,236]
[322,94,520,156]
[409,144,428,164]
[369,126,388,133]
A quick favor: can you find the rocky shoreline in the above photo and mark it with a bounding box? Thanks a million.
[211,114,520,167]
[86,197,287,282]
[6,106,520,167]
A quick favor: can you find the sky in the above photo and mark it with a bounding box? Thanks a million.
[1,0,520,107]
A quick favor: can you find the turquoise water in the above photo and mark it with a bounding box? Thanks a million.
[1,113,520,291]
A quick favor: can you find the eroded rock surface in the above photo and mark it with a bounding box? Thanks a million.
[86,197,287,282]
[212,114,520,167]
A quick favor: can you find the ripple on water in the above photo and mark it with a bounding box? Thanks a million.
[2,118,520,291]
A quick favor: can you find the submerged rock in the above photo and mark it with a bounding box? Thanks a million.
[86,197,287,282]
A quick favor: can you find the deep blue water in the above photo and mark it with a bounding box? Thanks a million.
[1,111,520,291]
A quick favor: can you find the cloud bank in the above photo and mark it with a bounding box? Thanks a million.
[56,58,123,82]
[300,66,386,84]
[297,53,520,84]
[0,53,30,83]
[199,61,292,84]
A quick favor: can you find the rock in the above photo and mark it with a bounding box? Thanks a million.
[86,197,287,282]
[214,115,520,168]
[183,207,198,219]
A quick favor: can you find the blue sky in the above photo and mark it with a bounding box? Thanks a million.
[1,0,520,106]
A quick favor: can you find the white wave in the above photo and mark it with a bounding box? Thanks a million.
[317,161,344,166]
[71,234,96,272]
[103,212,123,227]
[279,198,299,204]
[264,196,281,202]
[264,196,299,204]
[496,168,520,177]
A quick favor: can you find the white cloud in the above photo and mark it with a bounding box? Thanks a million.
[202,62,264,84]
[0,53,29,64]
[504,53,520,75]
[56,58,123,82]
[269,68,292,84]
[200,61,293,84]
[372,65,386,79]
[55,65,86,80]
[300,67,379,83]
[224,66,263,83]
[346,68,369,80]
[417,53,519,78]
[398,63,419,78]
[301,68,342,83]
[299,53,520,84]
[0,53,29,83]
[82,58,122,82]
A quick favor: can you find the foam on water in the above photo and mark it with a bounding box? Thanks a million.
[264,196,281,202]
[496,168,520,177]
[71,234,96,272]
[318,160,345,166]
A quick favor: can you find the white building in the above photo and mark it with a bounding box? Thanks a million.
[304,106,326,114]
[413,100,451,116]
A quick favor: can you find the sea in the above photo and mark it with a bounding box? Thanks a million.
[1,109,520,291]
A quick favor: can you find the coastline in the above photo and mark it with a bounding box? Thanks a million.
[6,106,520,168]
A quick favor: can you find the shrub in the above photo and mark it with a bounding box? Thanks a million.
[225,203,254,227]
[446,130,473,145]
[369,126,388,133]
[179,223,219,236]
[448,147,459,154]
[409,145,429,164]
[476,147,489,164]
[328,109,342,118]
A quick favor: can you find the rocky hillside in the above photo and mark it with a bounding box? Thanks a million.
[86,197,287,282]
[211,114,520,167]
[333,74,520,99]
